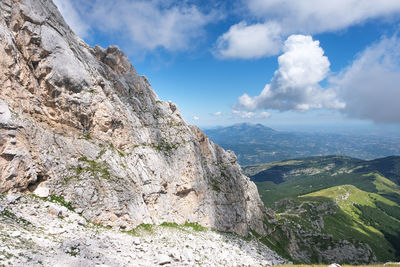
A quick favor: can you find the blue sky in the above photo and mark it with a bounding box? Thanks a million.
[54,0,400,131]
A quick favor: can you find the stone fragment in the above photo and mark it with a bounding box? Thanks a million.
[0,100,11,124]
[34,186,50,198]
[10,231,21,238]
[157,254,171,265]
[6,194,21,204]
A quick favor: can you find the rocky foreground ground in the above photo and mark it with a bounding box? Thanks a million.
[0,193,289,267]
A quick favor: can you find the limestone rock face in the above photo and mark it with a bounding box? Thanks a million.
[0,0,266,235]
[0,100,11,124]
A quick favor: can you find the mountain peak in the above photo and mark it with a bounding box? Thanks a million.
[231,122,276,131]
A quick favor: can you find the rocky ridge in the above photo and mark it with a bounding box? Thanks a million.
[0,0,266,236]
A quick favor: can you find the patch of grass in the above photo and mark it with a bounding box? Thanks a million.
[96,148,106,159]
[0,209,32,226]
[0,250,15,260]
[136,223,153,231]
[82,134,91,140]
[210,178,221,193]
[108,143,126,157]
[63,176,74,183]
[167,119,182,128]
[88,222,112,230]
[183,222,207,231]
[109,143,115,150]
[152,140,178,153]
[65,246,80,257]
[117,150,126,157]
[123,224,154,236]
[75,156,111,180]
[69,166,84,175]
[160,222,180,228]
[49,195,74,211]
[159,222,207,232]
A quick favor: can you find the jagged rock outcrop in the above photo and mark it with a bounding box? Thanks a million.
[0,0,266,235]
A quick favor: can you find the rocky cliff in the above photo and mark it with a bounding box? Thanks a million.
[0,0,266,236]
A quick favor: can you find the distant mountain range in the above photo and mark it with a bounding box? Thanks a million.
[244,155,400,263]
[204,123,400,165]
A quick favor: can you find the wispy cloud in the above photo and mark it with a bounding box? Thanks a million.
[246,0,400,33]
[54,0,219,52]
[193,116,200,121]
[332,36,400,123]
[215,0,400,59]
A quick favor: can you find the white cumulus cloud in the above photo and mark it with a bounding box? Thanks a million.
[236,35,344,111]
[215,22,282,59]
[331,36,400,123]
[216,0,400,59]
[214,111,223,116]
[193,116,200,121]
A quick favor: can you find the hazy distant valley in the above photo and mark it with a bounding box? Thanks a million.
[204,123,400,165]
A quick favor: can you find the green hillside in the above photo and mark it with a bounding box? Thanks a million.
[305,184,400,260]
[247,156,400,263]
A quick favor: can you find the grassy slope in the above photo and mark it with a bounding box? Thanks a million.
[304,184,400,260]
[250,156,400,262]
[257,172,400,208]
[252,156,400,207]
